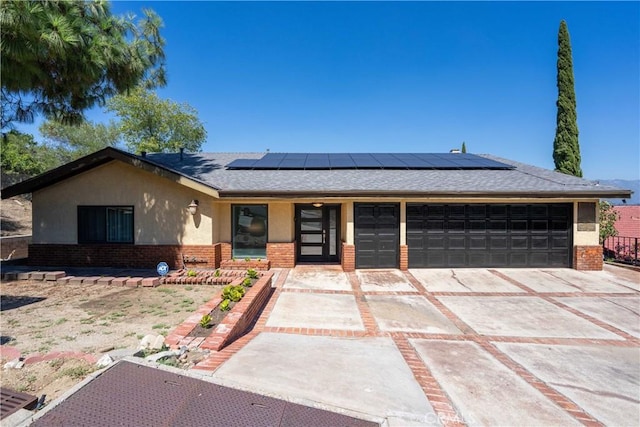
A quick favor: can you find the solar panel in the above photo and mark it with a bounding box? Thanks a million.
[225,159,258,169]
[329,154,356,168]
[306,154,330,169]
[253,153,285,168]
[373,154,405,167]
[226,153,514,170]
[350,154,381,168]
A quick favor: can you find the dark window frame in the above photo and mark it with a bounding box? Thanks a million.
[78,205,134,244]
[231,204,268,258]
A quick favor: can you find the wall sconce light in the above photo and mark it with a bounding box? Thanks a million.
[312,202,324,208]
[188,199,199,215]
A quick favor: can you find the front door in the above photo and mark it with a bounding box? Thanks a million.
[296,204,340,263]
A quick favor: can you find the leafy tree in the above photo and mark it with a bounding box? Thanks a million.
[40,120,122,163]
[461,141,467,153]
[107,88,207,153]
[0,131,58,183]
[599,201,619,244]
[553,20,582,177]
[1,0,166,129]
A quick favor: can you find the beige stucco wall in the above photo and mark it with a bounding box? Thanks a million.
[33,165,599,251]
[574,200,600,246]
[32,161,215,245]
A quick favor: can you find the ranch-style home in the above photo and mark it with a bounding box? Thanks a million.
[1,147,631,271]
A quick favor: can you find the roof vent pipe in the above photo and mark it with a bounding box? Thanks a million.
[180,147,184,161]
[450,149,461,154]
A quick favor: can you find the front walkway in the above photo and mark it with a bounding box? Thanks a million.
[193,265,640,426]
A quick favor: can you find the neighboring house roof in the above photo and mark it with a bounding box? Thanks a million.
[0,147,633,199]
[613,206,640,238]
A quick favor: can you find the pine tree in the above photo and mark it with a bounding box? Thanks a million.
[553,20,582,177]
[1,1,166,128]
[461,141,467,153]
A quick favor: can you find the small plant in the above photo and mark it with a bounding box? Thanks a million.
[214,269,221,277]
[220,299,230,311]
[244,257,251,262]
[152,323,169,330]
[60,366,93,380]
[187,269,197,277]
[246,268,258,279]
[222,284,245,302]
[199,314,212,328]
[49,359,64,369]
[242,277,252,287]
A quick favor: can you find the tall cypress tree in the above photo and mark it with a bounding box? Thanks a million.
[553,20,582,177]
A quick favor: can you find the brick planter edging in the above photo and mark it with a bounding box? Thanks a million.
[200,272,273,351]
[165,272,273,351]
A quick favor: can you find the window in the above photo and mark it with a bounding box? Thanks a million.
[232,204,267,258]
[78,206,134,243]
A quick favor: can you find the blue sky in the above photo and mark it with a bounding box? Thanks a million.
[19,1,640,180]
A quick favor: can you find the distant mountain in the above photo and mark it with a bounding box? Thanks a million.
[599,179,640,205]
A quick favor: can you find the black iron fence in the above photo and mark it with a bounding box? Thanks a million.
[603,236,639,265]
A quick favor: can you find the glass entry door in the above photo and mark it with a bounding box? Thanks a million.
[296,205,340,263]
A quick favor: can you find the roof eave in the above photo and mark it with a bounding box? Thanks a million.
[218,189,633,199]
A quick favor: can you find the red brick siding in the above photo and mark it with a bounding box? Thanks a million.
[574,245,603,271]
[1,235,31,260]
[220,242,232,260]
[220,259,271,271]
[266,242,295,268]
[342,243,355,272]
[28,244,216,269]
[399,244,408,271]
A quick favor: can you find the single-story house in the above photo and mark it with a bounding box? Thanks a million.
[0,148,632,271]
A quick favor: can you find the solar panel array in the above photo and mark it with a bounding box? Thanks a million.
[226,153,514,170]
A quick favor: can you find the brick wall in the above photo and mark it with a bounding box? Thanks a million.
[220,242,232,261]
[399,245,408,271]
[266,242,295,268]
[342,243,355,272]
[574,245,603,271]
[1,235,31,260]
[28,244,217,269]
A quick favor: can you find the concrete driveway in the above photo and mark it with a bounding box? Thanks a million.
[202,265,640,426]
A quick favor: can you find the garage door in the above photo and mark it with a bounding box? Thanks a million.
[407,203,573,268]
[355,203,399,268]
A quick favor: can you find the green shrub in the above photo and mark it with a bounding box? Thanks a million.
[222,284,245,302]
[187,269,197,277]
[242,277,252,287]
[214,269,221,277]
[246,268,258,279]
[220,299,230,311]
[199,314,212,328]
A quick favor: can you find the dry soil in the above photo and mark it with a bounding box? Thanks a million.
[0,279,223,403]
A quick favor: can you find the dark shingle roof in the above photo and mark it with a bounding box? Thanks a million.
[0,147,632,199]
[144,151,631,198]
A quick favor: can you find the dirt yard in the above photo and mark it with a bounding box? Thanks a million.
[0,196,32,236]
[0,279,222,403]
